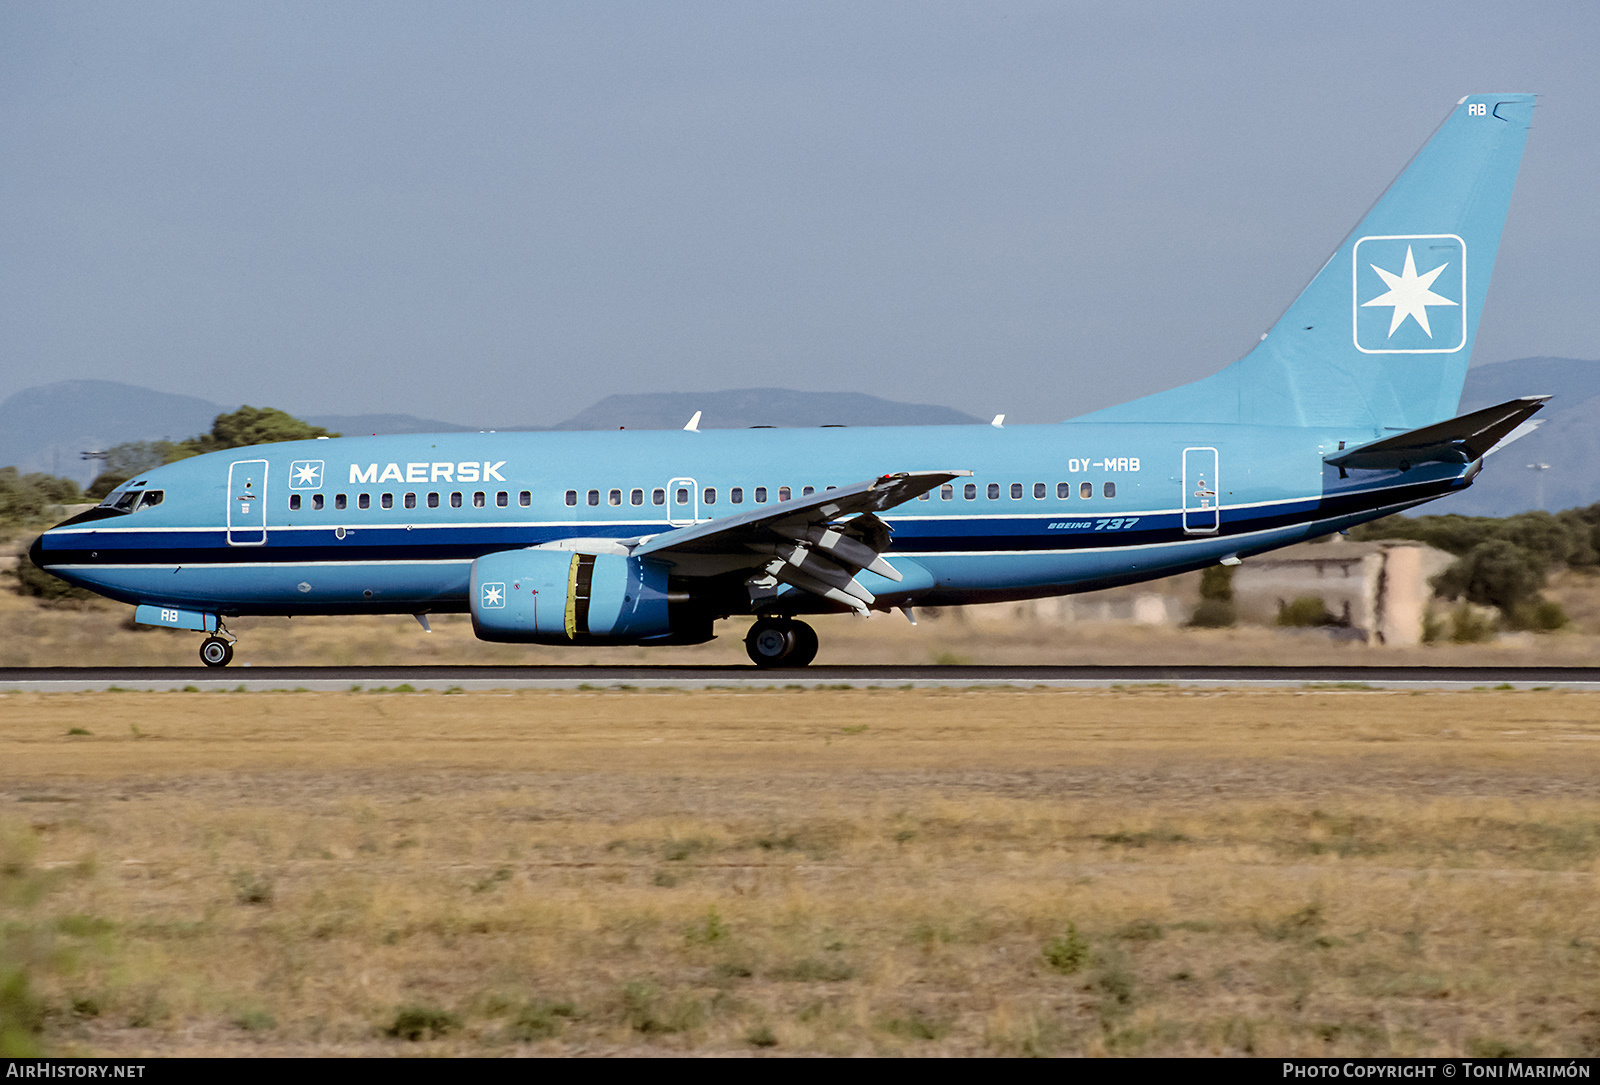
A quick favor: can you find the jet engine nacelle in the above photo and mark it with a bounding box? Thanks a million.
[469,548,678,643]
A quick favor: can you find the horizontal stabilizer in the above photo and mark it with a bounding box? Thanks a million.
[1325,396,1549,472]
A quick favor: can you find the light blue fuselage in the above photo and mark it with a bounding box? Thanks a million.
[34,421,1461,617]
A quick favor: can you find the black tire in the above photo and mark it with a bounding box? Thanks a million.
[787,620,819,667]
[200,637,234,668]
[745,618,796,667]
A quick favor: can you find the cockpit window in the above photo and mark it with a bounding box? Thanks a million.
[97,488,164,514]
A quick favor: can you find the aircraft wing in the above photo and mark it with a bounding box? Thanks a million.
[1324,396,1550,472]
[628,470,969,614]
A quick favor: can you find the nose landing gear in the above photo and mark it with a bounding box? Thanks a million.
[199,626,236,668]
[745,617,819,668]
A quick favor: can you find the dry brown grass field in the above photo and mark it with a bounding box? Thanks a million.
[6,579,1600,668]
[3,686,1600,1056]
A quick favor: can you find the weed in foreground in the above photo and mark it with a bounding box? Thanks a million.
[385,1004,461,1041]
[507,999,579,1042]
[685,908,730,945]
[1042,925,1090,974]
[768,957,855,983]
[881,1011,949,1041]
[230,871,274,906]
[620,981,704,1036]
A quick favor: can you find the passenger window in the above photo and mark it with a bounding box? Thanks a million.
[1033,483,1046,499]
[313,493,324,510]
[755,487,767,503]
[918,491,929,500]
[608,489,621,506]
[453,492,464,508]
[630,489,643,506]
[358,494,370,510]
[497,491,509,507]
[676,487,689,505]
[335,494,347,510]
[519,491,531,507]
[1080,482,1093,499]
[565,490,576,507]
[586,490,599,507]
[1057,482,1069,499]
[731,487,743,504]
[1010,483,1023,499]
[381,493,393,509]
[427,492,439,509]
[779,487,791,501]
[941,484,953,500]
[964,483,977,500]
[289,494,301,511]
[1104,482,1116,498]
[652,488,665,506]
[802,486,815,497]
[704,487,717,505]
[988,483,1000,500]
[404,493,416,510]
[474,492,486,508]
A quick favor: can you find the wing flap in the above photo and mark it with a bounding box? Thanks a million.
[629,469,968,613]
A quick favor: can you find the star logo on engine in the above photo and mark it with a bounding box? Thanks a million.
[481,583,506,608]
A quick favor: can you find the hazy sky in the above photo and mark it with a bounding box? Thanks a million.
[3,1,1596,427]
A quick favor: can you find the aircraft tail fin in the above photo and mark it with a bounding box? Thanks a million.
[1072,94,1534,434]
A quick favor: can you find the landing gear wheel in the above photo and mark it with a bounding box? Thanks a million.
[787,620,819,667]
[200,637,234,668]
[746,618,797,667]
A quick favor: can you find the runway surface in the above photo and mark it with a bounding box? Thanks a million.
[3,664,1600,691]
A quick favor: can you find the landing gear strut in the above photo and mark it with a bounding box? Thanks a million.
[745,617,819,668]
[199,635,234,668]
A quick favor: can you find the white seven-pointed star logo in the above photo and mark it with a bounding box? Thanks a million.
[293,463,321,486]
[482,584,504,607]
[1361,244,1458,338]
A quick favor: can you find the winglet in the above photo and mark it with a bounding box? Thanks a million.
[684,411,702,432]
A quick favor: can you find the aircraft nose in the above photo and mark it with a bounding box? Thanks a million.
[28,532,48,572]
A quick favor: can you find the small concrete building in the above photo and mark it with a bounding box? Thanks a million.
[947,539,1453,647]
[1231,540,1453,646]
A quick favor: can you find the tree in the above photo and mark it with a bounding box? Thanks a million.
[1189,564,1237,627]
[172,406,337,459]
[0,468,82,525]
[83,409,337,498]
[1431,539,1546,614]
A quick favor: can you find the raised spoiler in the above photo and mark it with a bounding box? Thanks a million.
[1324,396,1549,474]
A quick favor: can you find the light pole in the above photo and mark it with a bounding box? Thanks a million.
[1526,462,1551,512]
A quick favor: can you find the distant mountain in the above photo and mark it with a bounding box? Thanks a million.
[0,381,227,486]
[550,388,982,430]
[1430,357,1600,517]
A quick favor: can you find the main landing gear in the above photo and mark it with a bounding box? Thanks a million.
[199,631,236,668]
[745,617,819,668]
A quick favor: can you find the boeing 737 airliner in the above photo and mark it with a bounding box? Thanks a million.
[32,95,1543,667]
